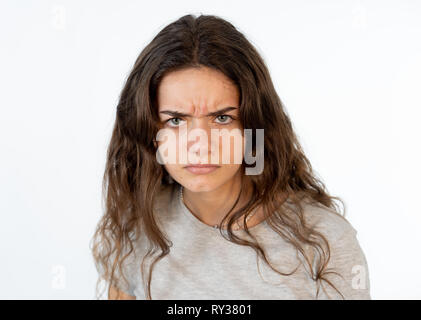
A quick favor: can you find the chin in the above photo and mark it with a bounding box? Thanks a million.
[181,178,221,193]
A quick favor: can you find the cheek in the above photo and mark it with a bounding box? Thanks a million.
[164,163,178,174]
[225,132,244,164]
[156,129,181,164]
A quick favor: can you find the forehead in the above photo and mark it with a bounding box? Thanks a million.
[157,67,239,114]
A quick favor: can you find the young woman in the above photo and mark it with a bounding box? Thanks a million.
[91,14,371,300]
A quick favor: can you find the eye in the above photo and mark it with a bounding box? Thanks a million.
[215,115,234,124]
[165,117,185,127]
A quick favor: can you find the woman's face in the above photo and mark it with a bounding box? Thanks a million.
[156,66,244,193]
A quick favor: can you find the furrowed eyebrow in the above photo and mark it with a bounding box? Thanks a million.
[159,106,239,118]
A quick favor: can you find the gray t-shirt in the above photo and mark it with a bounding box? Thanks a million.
[98,183,371,299]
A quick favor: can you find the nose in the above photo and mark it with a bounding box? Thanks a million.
[185,119,215,163]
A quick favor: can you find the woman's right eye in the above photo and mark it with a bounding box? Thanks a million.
[165,117,184,127]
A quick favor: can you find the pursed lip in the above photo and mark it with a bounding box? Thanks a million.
[184,164,221,168]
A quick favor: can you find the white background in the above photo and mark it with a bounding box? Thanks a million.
[1,0,420,299]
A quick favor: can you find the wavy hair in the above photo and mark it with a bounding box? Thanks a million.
[90,13,348,300]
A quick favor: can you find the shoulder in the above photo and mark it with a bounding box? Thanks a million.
[298,198,357,242]
[296,199,371,299]
[288,196,371,300]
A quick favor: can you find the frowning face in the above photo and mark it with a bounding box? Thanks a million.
[156,66,245,193]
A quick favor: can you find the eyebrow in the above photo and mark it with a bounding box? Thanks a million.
[159,106,239,118]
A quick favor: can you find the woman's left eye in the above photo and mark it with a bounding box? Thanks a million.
[215,115,234,124]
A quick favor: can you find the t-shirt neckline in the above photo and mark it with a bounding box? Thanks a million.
[176,184,267,234]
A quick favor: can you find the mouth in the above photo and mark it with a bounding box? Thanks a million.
[184,164,221,174]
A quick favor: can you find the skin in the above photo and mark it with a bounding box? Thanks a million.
[156,66,264,229]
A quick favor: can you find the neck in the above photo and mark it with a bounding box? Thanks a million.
[181,172,260,228]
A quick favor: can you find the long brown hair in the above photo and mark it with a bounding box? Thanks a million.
[90,13,348,300]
